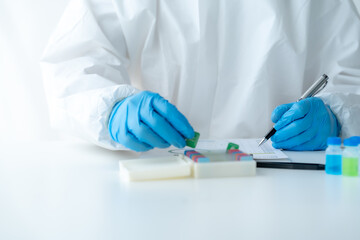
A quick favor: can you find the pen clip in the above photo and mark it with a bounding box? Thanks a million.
[313,80,328,96]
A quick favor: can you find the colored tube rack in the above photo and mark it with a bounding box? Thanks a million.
[183,149,256,178]
[184,150,210,163]
[227,149,253,161]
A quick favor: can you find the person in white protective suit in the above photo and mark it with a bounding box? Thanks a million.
[41,0,360,152]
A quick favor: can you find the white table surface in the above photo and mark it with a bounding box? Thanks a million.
[0,140,359,240]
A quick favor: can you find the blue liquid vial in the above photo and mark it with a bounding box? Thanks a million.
[325,137,342,175]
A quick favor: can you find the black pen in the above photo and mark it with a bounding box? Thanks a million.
[256,161,325,170]
[258,74,329,147]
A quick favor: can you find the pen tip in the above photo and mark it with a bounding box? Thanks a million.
[258,138,266,147]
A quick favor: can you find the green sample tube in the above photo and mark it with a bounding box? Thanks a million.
[342,157,358,176]
[342,138,359,177]
[186,131,200,148]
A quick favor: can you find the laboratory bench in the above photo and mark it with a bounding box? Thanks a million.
[0,140,359,240]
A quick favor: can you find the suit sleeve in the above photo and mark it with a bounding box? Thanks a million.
[41,0,138,150]
[317,1,360,139]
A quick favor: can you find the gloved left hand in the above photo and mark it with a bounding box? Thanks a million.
[271,97,340,150]
[108,91,194,152]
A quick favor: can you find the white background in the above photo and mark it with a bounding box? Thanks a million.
[0,2,360,240]
[1,0,360,143]
[0,0,70,142]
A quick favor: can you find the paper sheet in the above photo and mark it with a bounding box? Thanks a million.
[142,138,288,160]
[192,139,288,160]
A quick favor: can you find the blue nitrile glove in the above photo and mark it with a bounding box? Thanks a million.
[108,91,195,152]
[270,97,340,151]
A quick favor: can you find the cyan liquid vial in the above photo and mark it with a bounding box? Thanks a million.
[325,137,342,175]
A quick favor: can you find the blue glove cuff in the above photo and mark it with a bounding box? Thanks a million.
[325,104,340,137]
[108,100,126,142]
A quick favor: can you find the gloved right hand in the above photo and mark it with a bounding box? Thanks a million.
[270,97,339,150]
[108,91,195,152]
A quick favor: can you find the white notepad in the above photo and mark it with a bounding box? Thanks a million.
[192,139,288,160]
[140,139,288,160]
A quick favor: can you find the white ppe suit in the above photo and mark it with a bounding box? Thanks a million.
[41,0,360,150]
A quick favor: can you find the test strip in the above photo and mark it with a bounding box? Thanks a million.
[189,153,201,159]
[226,149,253,161]
[235,153,253,161]
[193,155,210,163]
[184,150,210,163]
[227,149,242,154]
[184,150,198,157]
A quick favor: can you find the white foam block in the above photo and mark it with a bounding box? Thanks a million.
[119,156,192,181]
[181,155,256,178]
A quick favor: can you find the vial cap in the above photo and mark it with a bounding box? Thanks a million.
[348,136,360,145]
[343,138,358,147]
[327,137,341,146]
